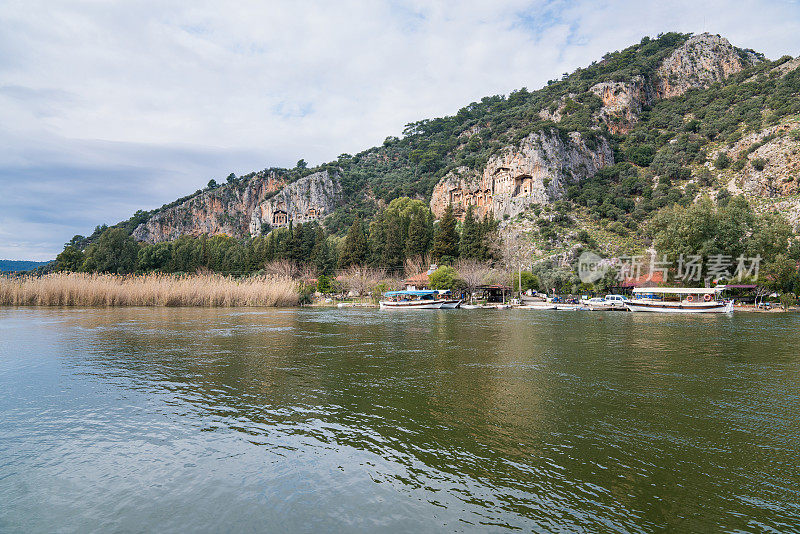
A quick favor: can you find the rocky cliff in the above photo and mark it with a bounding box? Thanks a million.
[133,170,343,243]
[430,130,613,219]
[653,33,761,99]
[587,33,762,134]
[133,171,285,243]
[248,170,343,236]
[436,33,767,215]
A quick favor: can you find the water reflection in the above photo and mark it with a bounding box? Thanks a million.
[1,307,799,532]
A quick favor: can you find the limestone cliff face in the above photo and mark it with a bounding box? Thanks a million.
[590,76,652,134]
[430,130,613,220]
[249,171,343,236]
[653,33,760,99]
[133,171,285,244]
[586,34,762,134]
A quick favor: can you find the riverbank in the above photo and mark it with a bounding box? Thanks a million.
[0,272,299,307]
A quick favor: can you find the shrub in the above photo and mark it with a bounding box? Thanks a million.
[715,152,731,169]
[428,265,463,291]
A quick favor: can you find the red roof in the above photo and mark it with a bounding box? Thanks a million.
[619,271,665,288]
[403,272,430,284]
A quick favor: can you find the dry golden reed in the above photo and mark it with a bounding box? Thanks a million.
[0,272,299,307]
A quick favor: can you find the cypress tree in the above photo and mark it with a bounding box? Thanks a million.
[405,210,430,258]
[381,214,404,270]
[311,227,336,274]
[433,204,459,263]
[339,218,368,268]
[459,204,480,259]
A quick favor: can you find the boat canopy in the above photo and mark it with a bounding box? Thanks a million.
[632,287,724,294]
[384,290,438,297]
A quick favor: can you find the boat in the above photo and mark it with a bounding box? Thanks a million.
[379,290,460,309]
[579,296,627,311]
[520,302,557,310]
[435,290,462,309]
[625,287,733,314]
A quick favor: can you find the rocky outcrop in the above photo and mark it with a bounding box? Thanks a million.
[590,76,652,134]
[431,130,613,220]
[583,34,763,134]
[133,171,285,244]
[653,33,760,99]
[249,171,342,236]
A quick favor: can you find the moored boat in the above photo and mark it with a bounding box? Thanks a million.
[379,290,461,309]
[625,287,733,313]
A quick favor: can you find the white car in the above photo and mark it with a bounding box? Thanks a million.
[603,294,629,308]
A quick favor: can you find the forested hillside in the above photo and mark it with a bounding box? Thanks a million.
[51,32,800,294]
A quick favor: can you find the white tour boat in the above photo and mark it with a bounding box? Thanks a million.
[379,290,461,309]
[625,287,733,314]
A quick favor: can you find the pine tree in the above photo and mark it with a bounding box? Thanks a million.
[433,204,459,263]
[459,204,480,259]
[339,218,368,268]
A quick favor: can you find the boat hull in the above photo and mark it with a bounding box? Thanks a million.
[379,300,443,309]
[438,300,462,309]
[625,300,733,313]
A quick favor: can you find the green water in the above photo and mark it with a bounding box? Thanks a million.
[1,307,799,532]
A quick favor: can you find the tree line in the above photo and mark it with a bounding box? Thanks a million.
[53,197,500,276]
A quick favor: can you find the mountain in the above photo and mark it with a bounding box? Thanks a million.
[76,32,800,264]
[0,260,50,272]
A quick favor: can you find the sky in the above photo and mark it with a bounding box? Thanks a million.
[1,0,799,260]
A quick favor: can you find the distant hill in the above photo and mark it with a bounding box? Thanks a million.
[0,260,51,272]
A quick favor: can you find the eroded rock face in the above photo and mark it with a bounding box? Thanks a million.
[133,171,285,244]
[654,33,760,99]
[584,34,762,134]
[590,76,652,134]
[249,171,343,236]
[430,130,613,220]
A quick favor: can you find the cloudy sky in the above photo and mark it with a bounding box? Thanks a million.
[1,0,799,260]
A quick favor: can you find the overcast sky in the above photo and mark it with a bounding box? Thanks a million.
[1,0,799,260]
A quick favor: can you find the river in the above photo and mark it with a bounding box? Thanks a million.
[1,307,798,532]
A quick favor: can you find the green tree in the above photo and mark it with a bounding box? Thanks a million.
[459,204,481,259]
[428,265,462,291]
[81,227,139,274]
[311,227,336,274]
[207,179,217,188]
[381,214,404,270]
[433,204,459,263]
[55,246,85,272]
[339,218,368,268]
[405,210,431,258]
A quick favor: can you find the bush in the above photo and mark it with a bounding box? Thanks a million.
[715,152,731,169]
[428,265,463,291]
[751,157,767,171]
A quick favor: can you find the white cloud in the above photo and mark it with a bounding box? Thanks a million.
[0,0,798,259]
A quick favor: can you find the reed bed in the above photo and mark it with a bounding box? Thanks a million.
[0,272,299,307]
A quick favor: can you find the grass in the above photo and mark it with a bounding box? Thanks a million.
[0,272,299,307]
